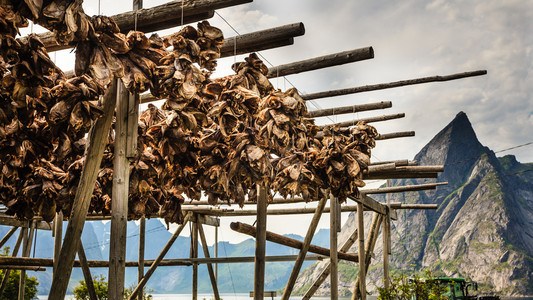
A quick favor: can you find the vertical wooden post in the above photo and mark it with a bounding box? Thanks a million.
[254,184,268,300]
[127,0,141,158]
[128,213,191,300]
[0,228,24,296]
[49,81,118,299]
[18,222,35,300]
[0,226,18,249]
[353,213,383,300]
[383,207,391,289]
[281,195,328,300]
[78,241,98,300]
[330,192,339,300]
[214,220,218,281]
[357,202,366,300]
[191,214,199,300]
[138,216,146,300]
[109,81,130,300]
[53,211,63,271]
[197,221,220,300]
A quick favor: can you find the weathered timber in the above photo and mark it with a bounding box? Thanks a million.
[191,214,199,300]
[361,182,448,195]
[0,266,45,271]
[349,195,387,215]
[319,113,405,129]
[109,82,130,300]
[127,213,191,300]
[18,226,29,300]
[53,212,63,271]
[307,101,391,118]
[383,207,391,289]
[196,214,220,227]
[267,47,373,78]
[254,185,268,300]
[221,23,305,57]
[330,194,339,300]
[376,131,415,140]
[137,216,145,300]
[31,0,256,51]
[0,255,325,268]
[366,163,397,173]
[0,215,52,231]
[303,226,359,300]
[370,159,411,166]
[364,172,440,180]
[302,70,488,101]
[281,196,328,300]
[78,242,98,300]
[0,230,23,296]
[353,213,383,299]
[197,222,220,300]
[48,81,118,300]
[0,227,17,249]
[357,202,366,300]
[392,203,438,209]
[230,222,358,262]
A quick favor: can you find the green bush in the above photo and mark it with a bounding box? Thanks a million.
[0,247,39,300]
[73,275,152,300]
[376,270,449,300]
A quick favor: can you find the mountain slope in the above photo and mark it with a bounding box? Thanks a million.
[292,112,533,296]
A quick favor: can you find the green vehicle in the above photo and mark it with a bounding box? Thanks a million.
[413,277,500,300]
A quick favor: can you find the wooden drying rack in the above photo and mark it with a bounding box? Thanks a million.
[0,0,488,299]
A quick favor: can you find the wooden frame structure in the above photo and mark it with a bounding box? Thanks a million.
[0,0,488,299]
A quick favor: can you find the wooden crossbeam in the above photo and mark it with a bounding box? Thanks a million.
[308,101,391,118]
[319,113,405,129]
[302,70,488,101]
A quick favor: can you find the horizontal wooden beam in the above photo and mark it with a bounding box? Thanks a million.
[361,182,448,195]
[370,159,413,167]
[27,0,254,52]
[375,131,415,140]
[267,46,374,78]
[390,203,438,209]
[319,113,405,129]
[308,101,391,118]
[0,255,325,268]
[0,215,52,231]
[364,172,439,180]
[230,222,359,262]
[220,22,305,57]
[302,70,488,101]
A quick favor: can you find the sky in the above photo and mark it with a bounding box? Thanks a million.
[19,0,533,244]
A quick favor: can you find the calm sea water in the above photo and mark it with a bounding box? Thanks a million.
[37,295,533,299]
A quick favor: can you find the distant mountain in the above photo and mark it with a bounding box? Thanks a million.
[0,217,331,295]
[292,112,533,296]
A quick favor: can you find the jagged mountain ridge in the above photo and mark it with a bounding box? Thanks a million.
[292,112,533,296]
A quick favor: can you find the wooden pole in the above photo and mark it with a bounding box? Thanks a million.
[0,227,17,249]
[191,214,199,300]
[383,180,392,290]
[231,222,358,262]
[127,213,191,300]
[376,131,415,140]
[18,222,35,300]
[109,81,131,300]
[281,195,328,300]
[302,70,488,101]
[318,113,405,129]
[53,211,63,271]
[78,242,98,300]
[353,213,383,300]
[0,228,24,297]
[330,193,339,300]
[303,226,359,300]
[254,184,268,300]
[197,222,220,300]
[308,101,391,118]
[357,202,366,300]
[361,182,447,195]
[267,47,374,78]
[214,219,218,281]
[48,80,118,299]
[138,216,146,300]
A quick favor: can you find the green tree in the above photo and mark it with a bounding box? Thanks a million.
[0,247,39,300]
[377,270,449,300]
[73,275,152,300]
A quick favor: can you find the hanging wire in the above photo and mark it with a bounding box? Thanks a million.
[180,0,184,29]
[97,0,101,15]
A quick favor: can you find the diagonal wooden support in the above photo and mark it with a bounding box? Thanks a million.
[254,184,268,300]
[78,241,98,300]
[303,227,360,300]
[281,195,328,300]
[191,214,199,300]
[197,222,220,300]
[128,213,192,300]
[48,81,118,299]
[0,228,24,297]
[0,227,18,249]
[353,213,383,300]
[330,193,339,300]
[19,222,35,300]
[137,216,146,300]
[357,202,366,300]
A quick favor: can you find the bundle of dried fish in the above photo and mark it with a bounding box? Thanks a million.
[231,53,273,97]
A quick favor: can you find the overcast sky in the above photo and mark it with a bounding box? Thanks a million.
[21,0,533,243]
